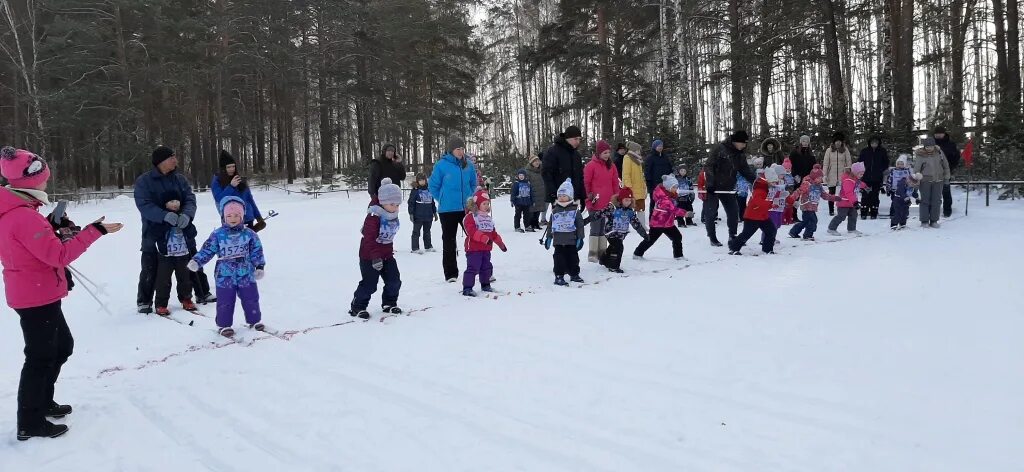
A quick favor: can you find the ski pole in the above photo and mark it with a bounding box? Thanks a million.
[67,265,106,295]
[68,266,114,316]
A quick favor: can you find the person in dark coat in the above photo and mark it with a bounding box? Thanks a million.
[644,139,673,201]
[134,146,215,313]
[542,125,586,203]
[211,150,265,231]
[703,130,756,246]
[933,126,961,217]
[788,135,817,184]
[613,142,627,178]
[857,136,890,219]
[368,144,406,198]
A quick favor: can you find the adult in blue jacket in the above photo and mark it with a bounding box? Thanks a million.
[644,139,674,199]
[211,150,265,232]
[428,136,477,282]
[134,146,215,313]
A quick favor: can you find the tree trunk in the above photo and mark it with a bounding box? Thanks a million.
[1006,0,1021,109]
[821,0,849,134]
[597,6,613,139]
[728,0,743,130]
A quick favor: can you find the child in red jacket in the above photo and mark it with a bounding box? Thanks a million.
[349,178,403,320]
[728,167,779,255]
[462,191,507,297]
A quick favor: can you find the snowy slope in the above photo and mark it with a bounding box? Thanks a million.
[0,188,1021,471]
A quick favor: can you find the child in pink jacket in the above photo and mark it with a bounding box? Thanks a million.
[0,146,121,441]
[827,162,868,236]
[633,174,688,260]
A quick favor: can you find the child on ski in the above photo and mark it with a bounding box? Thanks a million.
[511,169,533,233]
[587,187,648,273]
[781,158,797,225]
[884,155,915,230]
[188,196,266,337]
[462,191,507,296]
[728,166,778,255]
[543,179,587,285]
[348,178,403,320]
[673,165,696,227]
[787,165,839,241]
[634,174,688,261]
[408,173,437,254]
[761,164,789,248]
[155,198,197,316]
[827,162,868,236]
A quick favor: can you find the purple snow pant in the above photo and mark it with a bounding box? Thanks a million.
[216,284,261,328]
[761,211,784,245]
[463,251,493,290]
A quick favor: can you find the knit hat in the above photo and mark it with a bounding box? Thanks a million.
[626,140,642,153]
[851,162,866,175]
[934,125,948,135]
[782,157,792,172]
[617,187,634,202]
[808,167,824,183]
[661,174,679,190]
[616,142,627,152]
[595,140,611,156]
[652,139,664,151]
[516,168,527,179]
[729,130,749,144]
[896,155,909,167]
[751,156,764,168]
[219,196,245,223]
[528,153,542,165]
[831,131,845,144]
[764,166,779,183]
[563,125,582,139]
[219,150,236,170]
[446,136,466,154]
[377,178,403,206]
[675,164,687,175]
[556,178,574,198]
[921,137,937,147]
[0,147,49,189]
[152,146,175,167]
[799,135,811,145]
[474,190,491,209]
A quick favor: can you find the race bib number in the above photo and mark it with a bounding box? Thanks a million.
[517,184,531,199]
[474,213,495,232]
[219,235,248,260]
[377,217,399,244]
[417,190,434,204]
[551,210,577,233]
[611,210,631,233]
[166,230,188,257]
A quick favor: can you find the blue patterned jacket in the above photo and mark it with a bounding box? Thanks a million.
[192,197,266,288]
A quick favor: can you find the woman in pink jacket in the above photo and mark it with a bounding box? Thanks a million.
[583,140,621,263]
[0,147,121,441]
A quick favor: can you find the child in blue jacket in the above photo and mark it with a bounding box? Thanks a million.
[407,173,437,253]
[189,196,267,337]
[511,169,533,232]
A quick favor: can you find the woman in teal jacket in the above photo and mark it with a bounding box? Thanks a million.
[428,137,477,282]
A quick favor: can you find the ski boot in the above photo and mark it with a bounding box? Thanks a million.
[137,303,153,314]
[569,275,584,283]
[462,288,478,297]
[348,309,370,320]
[249,322,265,331]
[218,326,235,337]
[180,299,197,311]
[554,276,569,286]
[155,307,171,317]
[382,306,403,314]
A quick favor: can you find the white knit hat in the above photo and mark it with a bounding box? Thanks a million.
[377,178,403,206]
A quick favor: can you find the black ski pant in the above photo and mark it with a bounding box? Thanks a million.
[704,193,739,241]
[411,220,433,251]
[729,219,777,254]
[527,211,541,230]
[861,184,881,218]
[155,255,193,308]
[439,211,465,280]
[138,251,211,306]
[942,183,953,217]
[16,301,72,429]
[601,238,624,270]
[514,205,530,230]
[634,227,683,259]
[828,186,838,214]
[552,245,580,277]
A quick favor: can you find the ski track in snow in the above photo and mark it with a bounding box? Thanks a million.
[0,189,1021,471]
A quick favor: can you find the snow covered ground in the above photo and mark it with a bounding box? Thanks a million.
[0,187,1021,471]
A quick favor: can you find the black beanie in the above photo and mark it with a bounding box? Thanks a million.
[152,146,175,167]
[934,125,948,135]
[729,130,749,144]
[563,125,582,139]
[219,150,236,170]
[616,142,627,151]
[831,131,845,143]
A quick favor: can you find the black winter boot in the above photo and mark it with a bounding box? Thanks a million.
[17,421,69,441]
[46,403,72,419]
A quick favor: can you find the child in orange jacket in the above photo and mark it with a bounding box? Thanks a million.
[462,191,506,296]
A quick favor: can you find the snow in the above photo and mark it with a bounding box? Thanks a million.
[0,188,1021,471]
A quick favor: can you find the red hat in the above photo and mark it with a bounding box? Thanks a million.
[473,190,490,208]
[782,157,792,171]
[595,140,611,156]
[617,187,634,201]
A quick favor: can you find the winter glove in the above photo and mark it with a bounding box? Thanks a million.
[575,238,584,251]
[187,260,200,272]
[371,258,384,272]
[255,269,265,281]
[497,241,507,252]
[854,202,862,210]
[543,236,552,250]
[433,213,439,222]
[177,214,191,229]
[163,212,179,226]
[252,217,267,232]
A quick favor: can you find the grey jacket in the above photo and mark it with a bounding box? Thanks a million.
[913,147,951,183]
[525,164,547,213]
[544,202,586,246]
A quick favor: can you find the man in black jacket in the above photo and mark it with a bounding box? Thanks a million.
[788,135,816,184]
[368,144,406,199]
[703,130,756,246]
[857,136,890,219]
[613,142,627,178]
[933,126,961,217]
[542,125,586,203]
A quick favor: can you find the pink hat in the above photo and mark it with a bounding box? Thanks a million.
[851,162,866,175]
[782,157,792,172]
[595,140,611,156]
[222,201,245,221]
[1,147,50,189]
